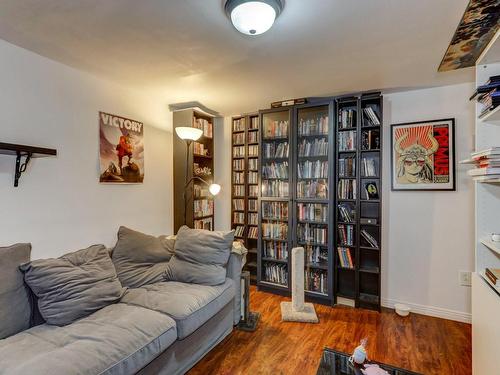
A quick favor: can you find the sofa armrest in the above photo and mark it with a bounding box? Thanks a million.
[226,252,243,325]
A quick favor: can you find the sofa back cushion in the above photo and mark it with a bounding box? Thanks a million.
[0,243,32,339]
[20,244,125,326]
[112,226,175,288]
[164,226,234,286]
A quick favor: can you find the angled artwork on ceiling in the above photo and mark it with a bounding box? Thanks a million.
[439,0,500,71]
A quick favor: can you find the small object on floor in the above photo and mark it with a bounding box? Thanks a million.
[349,338,369,365]
[280,247,318,323]
[237,311,261,332]
[237,270,260,331]
[281,301,318,323]
[394,303,411,317]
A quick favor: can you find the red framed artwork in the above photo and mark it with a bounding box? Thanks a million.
[391,119,456,191]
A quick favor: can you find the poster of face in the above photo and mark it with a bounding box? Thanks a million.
[391,119,455,191]
[99,111,144,183]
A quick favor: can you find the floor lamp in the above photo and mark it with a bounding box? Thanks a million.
[175,126,221,227]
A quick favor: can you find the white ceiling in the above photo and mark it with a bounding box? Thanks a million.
[0,0,474,115]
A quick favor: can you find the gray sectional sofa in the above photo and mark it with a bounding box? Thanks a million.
[0,226,243,375]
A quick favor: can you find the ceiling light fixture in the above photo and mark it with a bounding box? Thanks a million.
[225,0,284,36]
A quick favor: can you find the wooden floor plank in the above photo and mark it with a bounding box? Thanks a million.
[189,286,471,375]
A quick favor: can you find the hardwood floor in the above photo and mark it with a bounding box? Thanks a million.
[189,286,472,375]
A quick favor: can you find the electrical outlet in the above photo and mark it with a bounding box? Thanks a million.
[459,271,472,286]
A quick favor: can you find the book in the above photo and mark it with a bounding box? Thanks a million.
[467,167,500,176]
[471,147,500,159]
[364,182,379,200]
[485,268,500,285]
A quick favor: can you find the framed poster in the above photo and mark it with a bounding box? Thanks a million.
[99,111,144,183]
[391,119,455,191]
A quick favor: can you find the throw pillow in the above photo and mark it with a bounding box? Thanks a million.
[164,225,234,286]
[0,243,32,339]
[20,244,125,326]
[112,226,175,288]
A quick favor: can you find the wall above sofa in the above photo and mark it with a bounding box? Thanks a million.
[0,39,174,259]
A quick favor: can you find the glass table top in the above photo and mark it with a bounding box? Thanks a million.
[316,348,423,375]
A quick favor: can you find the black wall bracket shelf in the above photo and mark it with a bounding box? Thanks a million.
[0,142,57,187]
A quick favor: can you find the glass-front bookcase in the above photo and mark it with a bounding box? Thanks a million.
[294,103,334,302]
[258,108,292,291]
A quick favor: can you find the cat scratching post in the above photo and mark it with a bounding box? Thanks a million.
[280,247,319,323]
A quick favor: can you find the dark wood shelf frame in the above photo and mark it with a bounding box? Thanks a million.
[231,113,260,285]
[0,142,57,187]
[173,109,215,233]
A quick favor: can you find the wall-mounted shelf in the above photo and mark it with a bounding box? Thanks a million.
[481,238,500,256]
[0,142,57,187]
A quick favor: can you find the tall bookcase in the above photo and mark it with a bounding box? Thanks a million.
[253,93,382,310]
[258,108,292,293]
[173,109,215,233]
[231,114,260,284]
[294,101,335,303]
[335,94,383,311]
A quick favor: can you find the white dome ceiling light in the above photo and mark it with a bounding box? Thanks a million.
[225,0,284,36]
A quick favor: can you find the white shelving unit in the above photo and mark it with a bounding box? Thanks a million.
[471,29,500,375]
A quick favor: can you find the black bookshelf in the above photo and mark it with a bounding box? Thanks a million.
[231,114,260,285]
[334,93,382,311]
[252,93,382,311]
[173,109,215,232]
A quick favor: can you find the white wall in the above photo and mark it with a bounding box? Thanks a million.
[0,40,174,259]
[214,116,232,231]
[382,83,475,322]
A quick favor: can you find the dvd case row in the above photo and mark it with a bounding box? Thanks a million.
[297,160,328,179]
[339,156,356,177]
[262,180,289,197]
[296,179,328,199]
[262,141,289,159]
[338,224,354,246]
[305,269,327,294]
[264,120,288,138]
[263,263,288,285]
[262,161,289,179]
[298,115,329,135]
[297,223,327,245]
[262,201,288,220]
[297,203,328,223]
[298,138,328,157]
[262,222,288,240]
[263,241,288,260]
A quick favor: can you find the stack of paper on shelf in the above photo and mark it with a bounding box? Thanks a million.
[466,147,500,181]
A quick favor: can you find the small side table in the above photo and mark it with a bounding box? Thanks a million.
[237,271,260,331]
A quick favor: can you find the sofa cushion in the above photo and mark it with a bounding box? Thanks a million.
[0,243,32,339]
[164,226,234,286]
[121,278,235,339]
[20,244,125,326]
[0,302,177,375]
[112,226,175,288]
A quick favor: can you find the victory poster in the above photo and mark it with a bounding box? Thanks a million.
[99,112,144,183]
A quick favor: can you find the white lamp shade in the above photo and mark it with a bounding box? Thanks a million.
[175,127,203,141]
[230,1,277,35]
[209,183,221,196]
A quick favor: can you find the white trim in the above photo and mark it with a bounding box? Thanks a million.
[381,298,471,323]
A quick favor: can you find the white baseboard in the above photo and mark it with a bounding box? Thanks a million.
[381,298,471,324]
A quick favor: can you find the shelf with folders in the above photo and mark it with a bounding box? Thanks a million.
[295,103,334,300]
[334,93,382,311]
[231,114,260,284]
[258,108,292,291]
